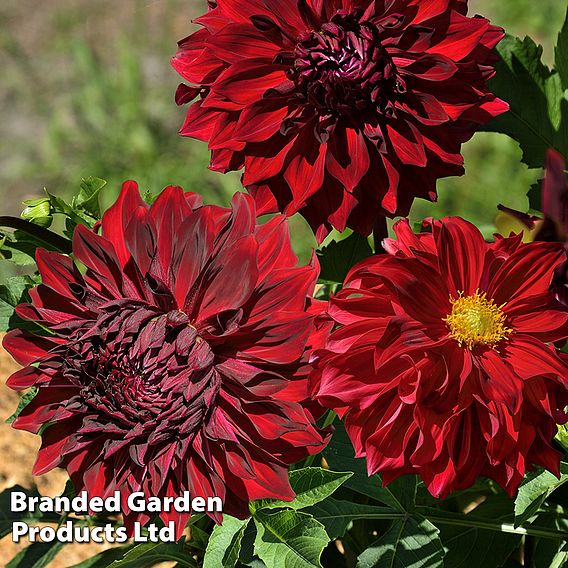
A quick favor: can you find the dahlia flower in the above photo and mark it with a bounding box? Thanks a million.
[499,149,568,305]
[172,0,508,240]
[3,182,329,537]
[310,217,568,497]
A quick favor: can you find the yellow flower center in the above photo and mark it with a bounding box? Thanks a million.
[443,291,512,350]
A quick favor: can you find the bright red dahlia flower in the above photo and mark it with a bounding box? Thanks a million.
[3,182,330,537]
[310,217,568,498]
[172,0,508,240]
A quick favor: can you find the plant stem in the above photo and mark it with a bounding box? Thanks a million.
[424,511,568,541]
[0,216,72,254]
[372,216,388,254]
[321,410,337,429]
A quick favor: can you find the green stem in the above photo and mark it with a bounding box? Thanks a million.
[321,410,337,429]
[0,216,72,254]
[423,511,568,541]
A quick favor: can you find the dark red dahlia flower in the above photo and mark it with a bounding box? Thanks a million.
[3,182,329,537]
[172,0,508,240]
[499,149,568,305]
[310,217,568,498]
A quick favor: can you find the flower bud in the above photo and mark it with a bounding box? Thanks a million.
[21,197,53,228]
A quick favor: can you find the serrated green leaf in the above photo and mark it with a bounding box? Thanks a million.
[0,486,63,539]
[254,510,329,568]
[67,546,137,568]
[316,232,372,284]
[305,499,402,540]
[75,177,106,218]
[483,34,568,169]
[6,541,65,568]
[356,515,444,568]
[108,540,195,567]
[6,388,38,424]
[203,516,249,568]
[515,464,568,526]
[0,275,37,332]
[323,423,406,511]
[254,468,352,512]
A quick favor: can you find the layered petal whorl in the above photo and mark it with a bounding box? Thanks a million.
[4,183,330,537]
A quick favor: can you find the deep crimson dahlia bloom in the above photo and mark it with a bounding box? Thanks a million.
[3,182,329,537]
[172,0,508,240]
[310,217,568,498]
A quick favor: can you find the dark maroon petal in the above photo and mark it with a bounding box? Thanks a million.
[4,182,329,536]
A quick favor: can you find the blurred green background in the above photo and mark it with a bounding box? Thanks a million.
[0,0,565,264]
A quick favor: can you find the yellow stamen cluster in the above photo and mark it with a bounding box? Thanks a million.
[443,290,512,350]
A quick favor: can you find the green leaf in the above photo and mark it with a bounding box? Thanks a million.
[67,546,137,568]
[316,232,372,284]
[515,463,568,526]
[532,513,568,568]
[547,544,568,568]
[386,476,417,512]
[6,541,64,568]
[75,177,106,218]
[108,540,195,567]
[254,468,352,512]
[237,520,261,567]
[305,499,402,540]
[0,226,67,265]
[439,496,521,568]
[323,423,406,511]
[527,178,543,212]
[556,423,568,450]
[253,510,330,568]
[356,515,445,568]
[0,276,38,332]
[6,388,38,424]
[555,7,568,90]
[43,188,97,235]
[203,515,249,568]
[188,523,210,551]
[483,34,568,169]
[0,486,63,539]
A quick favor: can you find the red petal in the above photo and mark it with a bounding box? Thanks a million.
[326,127,371,191]
[430,217,487,296]
[212,59,288,106]
[101,181,146,266]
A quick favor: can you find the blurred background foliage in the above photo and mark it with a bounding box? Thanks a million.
[0,0,565,266]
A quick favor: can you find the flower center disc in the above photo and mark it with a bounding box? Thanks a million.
[291,12,401,117]
[444,291,512,350]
